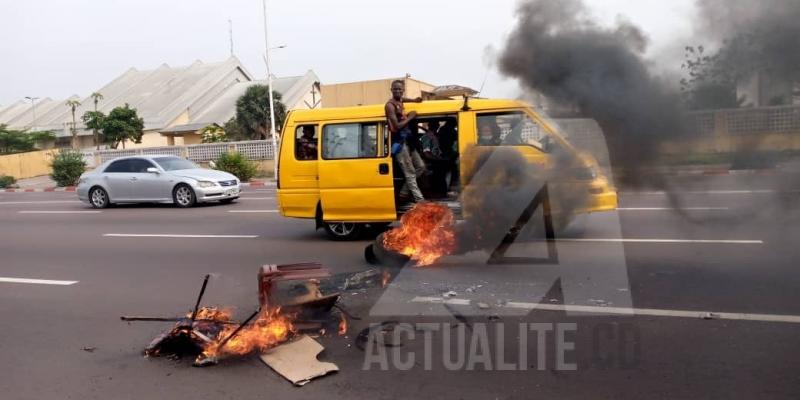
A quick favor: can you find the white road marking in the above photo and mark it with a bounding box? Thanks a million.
[617,207,730,211]
[0,200,81,205]
[227,210,279,213]
[0,277,78,286]
[627,190,778,195]
[556,238,762,244]
[18,210,101,214]
[237,197,275,200]
[411,297,800,324]
[103,233,258,238]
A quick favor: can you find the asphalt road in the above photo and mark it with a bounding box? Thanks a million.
[1,174,799,400]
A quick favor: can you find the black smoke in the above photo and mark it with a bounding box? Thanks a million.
[499,0,688,188]
[696,0,800,99]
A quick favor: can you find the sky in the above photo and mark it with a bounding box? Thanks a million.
[0,0,696,106]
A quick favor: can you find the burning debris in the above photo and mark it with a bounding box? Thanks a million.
[194,307,295,367]
[123,263,396,383]
[123,264,351,369]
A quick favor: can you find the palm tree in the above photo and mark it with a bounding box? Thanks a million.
[90,92,103,149]
[65,99,82,149]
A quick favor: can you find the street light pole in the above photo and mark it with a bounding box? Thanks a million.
[24,96,39,131]
[262,0,278,181]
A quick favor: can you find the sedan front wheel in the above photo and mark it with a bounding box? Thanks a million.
[173,184,196,208]
[89,187,110,209]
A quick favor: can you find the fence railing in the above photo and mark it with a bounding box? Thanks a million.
[688,105,800,136]
[89,140,274,165]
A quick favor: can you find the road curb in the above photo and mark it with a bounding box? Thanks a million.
[241,181,276,188]
[4,187,76,193]
[665,168,776,176]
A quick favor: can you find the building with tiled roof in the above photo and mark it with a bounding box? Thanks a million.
[0,57,320,149]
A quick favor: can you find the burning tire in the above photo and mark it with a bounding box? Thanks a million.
[323,222,363,241]
[365,233,411,268]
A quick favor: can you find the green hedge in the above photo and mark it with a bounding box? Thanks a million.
[50,151,86,187]
[213,151,258,182]
[0,175,15,188]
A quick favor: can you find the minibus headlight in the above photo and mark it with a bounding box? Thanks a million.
[574,167,597,180]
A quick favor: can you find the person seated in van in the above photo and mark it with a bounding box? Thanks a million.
[477,119,502,146]
[386,80,425,202]
[420,120,449,197]
[296,126,317,160]
[437,118,457,158]
[436,118,459,193]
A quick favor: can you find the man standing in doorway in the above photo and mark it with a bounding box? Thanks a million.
[386,80,425,203]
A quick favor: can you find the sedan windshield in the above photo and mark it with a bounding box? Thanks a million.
[153,157,198,171]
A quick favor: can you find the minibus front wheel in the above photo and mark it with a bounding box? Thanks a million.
[323,222,364,241]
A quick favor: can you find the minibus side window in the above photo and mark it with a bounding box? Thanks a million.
[322,123,379,159]
[294,125,318,161]
[476,112,552,152]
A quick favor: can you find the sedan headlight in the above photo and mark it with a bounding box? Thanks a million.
[196,180,217,188]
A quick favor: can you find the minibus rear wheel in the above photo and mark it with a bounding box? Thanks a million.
[323,222,364,241]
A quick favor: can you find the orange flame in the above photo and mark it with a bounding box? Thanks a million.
[190,307,233,322]
[383,202,457,266]
[381,269,390,288]
[338,313,348,336]
[200,308,294,359]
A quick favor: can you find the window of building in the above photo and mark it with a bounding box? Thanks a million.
[322,123,378,159]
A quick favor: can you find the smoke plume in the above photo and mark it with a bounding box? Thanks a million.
[499,0,687,187]
[696,0,800,87]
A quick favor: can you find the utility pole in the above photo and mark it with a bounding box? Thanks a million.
[24,96,39,130]
[263,0,278,180]
[228,19,234,57]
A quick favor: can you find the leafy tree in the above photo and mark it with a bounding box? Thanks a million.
[101,104,144,149]
[81,110,105,145]
[222,117,247,142]
[234,85,286,140]
[0,124,55,154]
[89,92,104,149]
[201,124,227,143]
[680,45,744,110]
[65,99,82,149]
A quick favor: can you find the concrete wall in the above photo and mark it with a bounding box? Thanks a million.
[321,78,434,108]
[661,132,800,155]
[181,133,203,145]
[124,131,170,149]
[0,149,58,179]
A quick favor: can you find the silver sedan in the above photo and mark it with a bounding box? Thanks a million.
[76,155,241,208]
